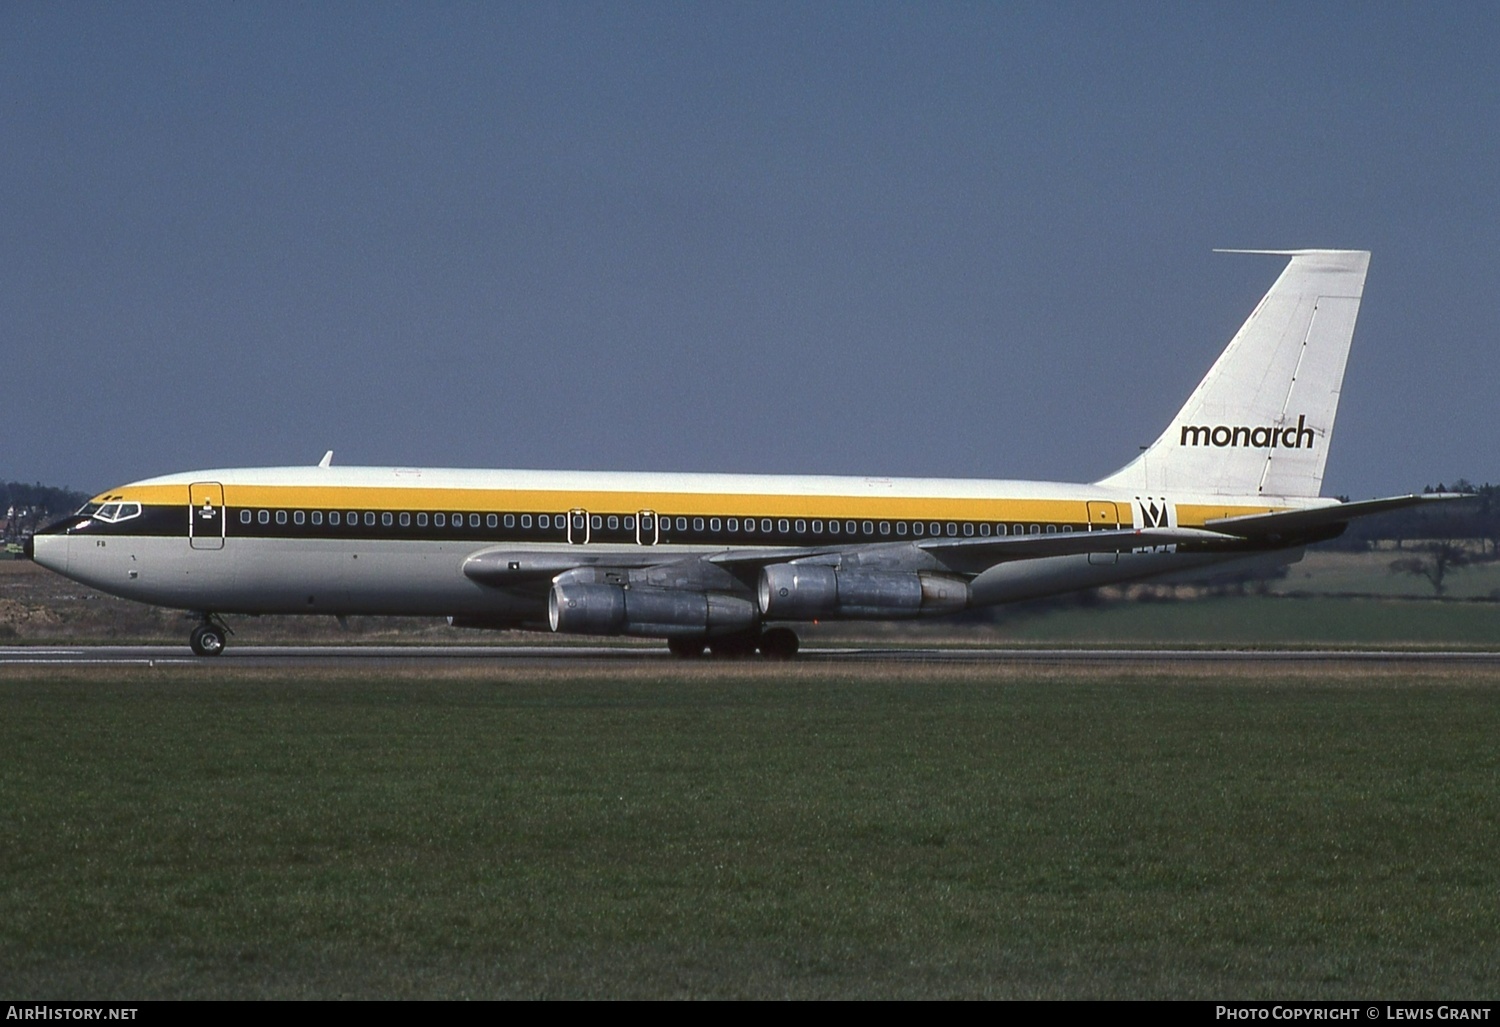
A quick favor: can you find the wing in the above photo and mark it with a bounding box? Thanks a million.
[462,494,1470,592]
[708,526,1234,577]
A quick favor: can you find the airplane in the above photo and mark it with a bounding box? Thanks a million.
[29,248,1457,658]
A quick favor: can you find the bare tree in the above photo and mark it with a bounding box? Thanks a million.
[1389,541,1475,597]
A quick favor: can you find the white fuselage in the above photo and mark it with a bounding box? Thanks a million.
[33,464,1318,624]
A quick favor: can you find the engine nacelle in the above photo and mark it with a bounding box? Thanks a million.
[548,582,758,638]
[758,564,969,620]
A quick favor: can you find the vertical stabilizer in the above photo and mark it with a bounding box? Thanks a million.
[1096,249,1370,498]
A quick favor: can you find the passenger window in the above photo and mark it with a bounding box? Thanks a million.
[520,514,531,528]
[879,521,890,535]
[504,514,514,528]
[401,513,411,527]
[364,512,376,526]
[436,513,446,527]
[608,516,619,530]
[979,523,990,536]
[1014,524,1024,536]
[593,515,603,529]
[312,511,323,526]
[896,522,907,536]
[676,517,687,531]
[777,519,789,533]
[912,522,923,536]
[946,522,957,536]
[795,519,806,533]
[1046,524,1057,534]
[453,513,464,527]
[417,512,428,527]
[709,518,719,532]
[258,510,270,525]
[812,520,823,533]
[330,511,341,526]
[829,520,840,534]
[470,513,480,528]
[382,512,393,527]
[487,514,497,529]
[964,523,974,536]
[693,517,704,531]
[845,521,857,535]
[240,510,252,524]
[294,511,305,525]
[276,510,288,525]
[538,514,550,529]
[727,518,738,531]
[863,521,873,535]
[1030,524,1041,534]
[761,519,772,533]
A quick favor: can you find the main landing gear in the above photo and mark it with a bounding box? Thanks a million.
[667,627,800,660]
[188,614,232,657]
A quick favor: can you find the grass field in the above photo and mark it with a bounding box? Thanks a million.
[971,595,1500,648]
[3,661,1498,998]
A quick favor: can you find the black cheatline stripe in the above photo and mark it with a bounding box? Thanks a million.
[69,503,1089,547]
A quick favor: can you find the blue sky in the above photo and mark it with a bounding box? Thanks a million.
[4,3,1496,499]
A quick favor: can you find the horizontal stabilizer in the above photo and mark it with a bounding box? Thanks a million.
[1205,493,1472,538]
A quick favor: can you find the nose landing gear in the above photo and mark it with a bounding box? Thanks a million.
[188,615,232,657]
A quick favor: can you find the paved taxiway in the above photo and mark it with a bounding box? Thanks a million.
[4,644,1500,668]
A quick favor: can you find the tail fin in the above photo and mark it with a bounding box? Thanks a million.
[1096,249,1370,498]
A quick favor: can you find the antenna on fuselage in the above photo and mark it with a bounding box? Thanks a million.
[318,450,333,468]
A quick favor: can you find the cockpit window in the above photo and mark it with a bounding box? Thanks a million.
[78,503,102,516]
[93,502,142,524]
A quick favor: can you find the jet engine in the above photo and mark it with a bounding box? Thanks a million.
[548,582,758,638]
[758,564,969,620]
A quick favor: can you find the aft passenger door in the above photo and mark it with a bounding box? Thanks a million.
[1086,500,1119,565]
[189,482,226,550]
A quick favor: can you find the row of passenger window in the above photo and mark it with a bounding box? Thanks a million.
[240,508,556,529]
[235,508,1077,538]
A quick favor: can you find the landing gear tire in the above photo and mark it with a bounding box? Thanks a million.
[758,627,800,660]
[667,637,707,659]
[708,634,757,659]
[189,624,227,657]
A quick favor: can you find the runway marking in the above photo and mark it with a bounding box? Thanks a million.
[5,644,1500,667]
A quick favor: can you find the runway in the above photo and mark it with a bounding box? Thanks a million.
[4,643,1500,668]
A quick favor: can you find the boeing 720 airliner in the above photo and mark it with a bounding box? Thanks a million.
[31,249,1452,657]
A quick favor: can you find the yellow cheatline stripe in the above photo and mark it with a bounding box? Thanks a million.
[116,485,1081,522]
[108,484,1281,526]
[1176,503,1279,526]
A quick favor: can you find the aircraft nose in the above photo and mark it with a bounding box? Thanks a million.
[29,533,68,575]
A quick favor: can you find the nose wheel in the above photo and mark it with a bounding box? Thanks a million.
[189,616,230,657]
